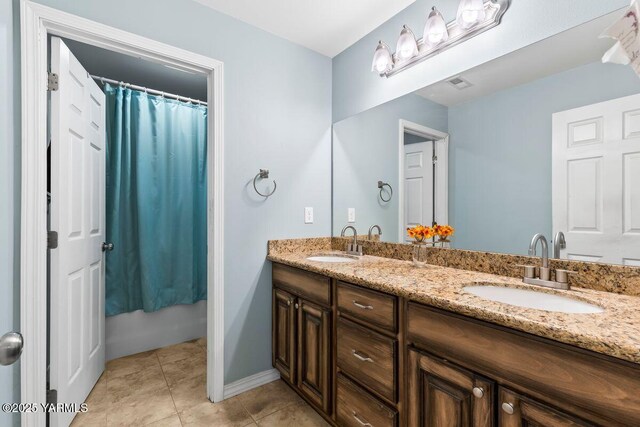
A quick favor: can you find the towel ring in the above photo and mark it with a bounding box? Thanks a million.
[253,169,277,198]
[378,181,393,202]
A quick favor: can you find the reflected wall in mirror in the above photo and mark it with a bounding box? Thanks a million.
[332,12,640,266]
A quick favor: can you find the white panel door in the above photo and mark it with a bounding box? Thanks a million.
[50,37,106,427]
[553,93,640,265]
[403,141,434,242]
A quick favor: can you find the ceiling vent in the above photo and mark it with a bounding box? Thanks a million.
[447,76,472,90]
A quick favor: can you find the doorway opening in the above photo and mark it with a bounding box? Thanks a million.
[20,3,224,426]
[398,120,449,243]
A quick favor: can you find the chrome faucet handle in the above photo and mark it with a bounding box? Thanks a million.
[555,269,576,285]
[515,264,537,279]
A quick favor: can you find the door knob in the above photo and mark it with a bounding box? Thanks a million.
[0,332,24,366]
[501,402,515,415]
[472,386,485,398]
[102,242,114,252]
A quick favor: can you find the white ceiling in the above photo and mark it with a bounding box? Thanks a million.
[415,12,621,106]
[193,0,415,57]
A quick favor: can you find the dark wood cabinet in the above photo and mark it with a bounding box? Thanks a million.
[272,264,333,418]
[498,387,594,427]
[272,263,640,427]
[272,288,296,384]
[407,348,494,427]
[298,298,332,413]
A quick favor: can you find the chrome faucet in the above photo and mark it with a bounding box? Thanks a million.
[553,231,566,259]
[341,225,363,256]
[368,225,382,240]
[528,233,550,281]
[518,233,571,290]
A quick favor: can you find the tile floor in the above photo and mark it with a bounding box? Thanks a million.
[73,338,329,426]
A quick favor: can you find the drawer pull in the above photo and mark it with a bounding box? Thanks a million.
[352,300,373,310]
[352,349,374,363]
[502,402,515,415]
[472,387,484,398]
[352,412,373,427]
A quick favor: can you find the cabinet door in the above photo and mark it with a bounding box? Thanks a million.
[498,387,595,427]
[272,288,296,384]
[407,348,494,427]
[298,298,332,414]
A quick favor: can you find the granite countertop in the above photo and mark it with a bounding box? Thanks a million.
[268,250,640,365]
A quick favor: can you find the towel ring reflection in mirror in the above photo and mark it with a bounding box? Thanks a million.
[378,180,393,202]
[253,169,277,198]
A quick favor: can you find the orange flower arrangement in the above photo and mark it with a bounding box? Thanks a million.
[433,223,455,241]
[406,225,435,243]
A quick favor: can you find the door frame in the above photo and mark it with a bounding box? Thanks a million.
[20,2,225,425]
[398,119,449,242]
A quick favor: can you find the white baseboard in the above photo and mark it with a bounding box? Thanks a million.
[223,368,281,399]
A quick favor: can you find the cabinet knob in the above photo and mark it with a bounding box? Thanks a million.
[472,387,484,398]
[501,402,515,415]
[287,299,291,306]
[294,303,299,309]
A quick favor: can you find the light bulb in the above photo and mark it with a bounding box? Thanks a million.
[456,0,486,29]
[395,25,419,60]
[423,7,449,48]
[371,41,393,74]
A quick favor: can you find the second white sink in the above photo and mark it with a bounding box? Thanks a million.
[306,254,357,263]
[463,285,604,314]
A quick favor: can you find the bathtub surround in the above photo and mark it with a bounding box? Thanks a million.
[268,237,640,298]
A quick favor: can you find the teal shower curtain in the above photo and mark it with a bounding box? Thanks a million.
[104,83,207,316]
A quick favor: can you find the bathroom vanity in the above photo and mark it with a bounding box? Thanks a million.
[269,245,640,427]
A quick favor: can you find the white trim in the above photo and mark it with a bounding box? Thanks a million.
[223,369,281,400]
[19,2,225,425]
[398,119,449,242]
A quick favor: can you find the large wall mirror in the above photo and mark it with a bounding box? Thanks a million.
[332,11,640,266]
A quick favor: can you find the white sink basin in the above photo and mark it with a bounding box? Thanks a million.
[463,285,604,314]
[306,254,357,263]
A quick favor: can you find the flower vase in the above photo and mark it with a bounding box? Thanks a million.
[437,237,451,249]
[412,242,429,268]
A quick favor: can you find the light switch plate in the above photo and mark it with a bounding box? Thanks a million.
[348,208,356,223]
[304,207,314,224]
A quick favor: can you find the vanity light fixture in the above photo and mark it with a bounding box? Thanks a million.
[373,0,510,78]
[395,25,419,60]
[371,40,394,74]
[424,7,449,48]
[456,0,487,29]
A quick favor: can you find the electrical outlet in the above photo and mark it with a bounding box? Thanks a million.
[304,207,314,224]
[348,208,356,223]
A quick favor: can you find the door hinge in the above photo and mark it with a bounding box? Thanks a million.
[47,72,59,91]
[47,231,58,249]
[432,155,438,165]
[46,389,57,405]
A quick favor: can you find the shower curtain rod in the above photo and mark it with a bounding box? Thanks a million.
[90,74,207,106]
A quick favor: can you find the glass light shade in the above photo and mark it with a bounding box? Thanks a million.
[395,25,419,60]
[456,0,486,29]
[423,7,449,48]
[371,41,393,74]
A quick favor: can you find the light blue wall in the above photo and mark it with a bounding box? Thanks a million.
[3,0,332,395]
[448,61,640,255]
[0,1,20,426]
[332,0,629,122]
[333,94,447,242]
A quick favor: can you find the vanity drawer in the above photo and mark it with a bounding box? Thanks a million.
[337,317,397,402]
[337,281,397,332]
[272,263,330,306]
[336,373,398,427]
